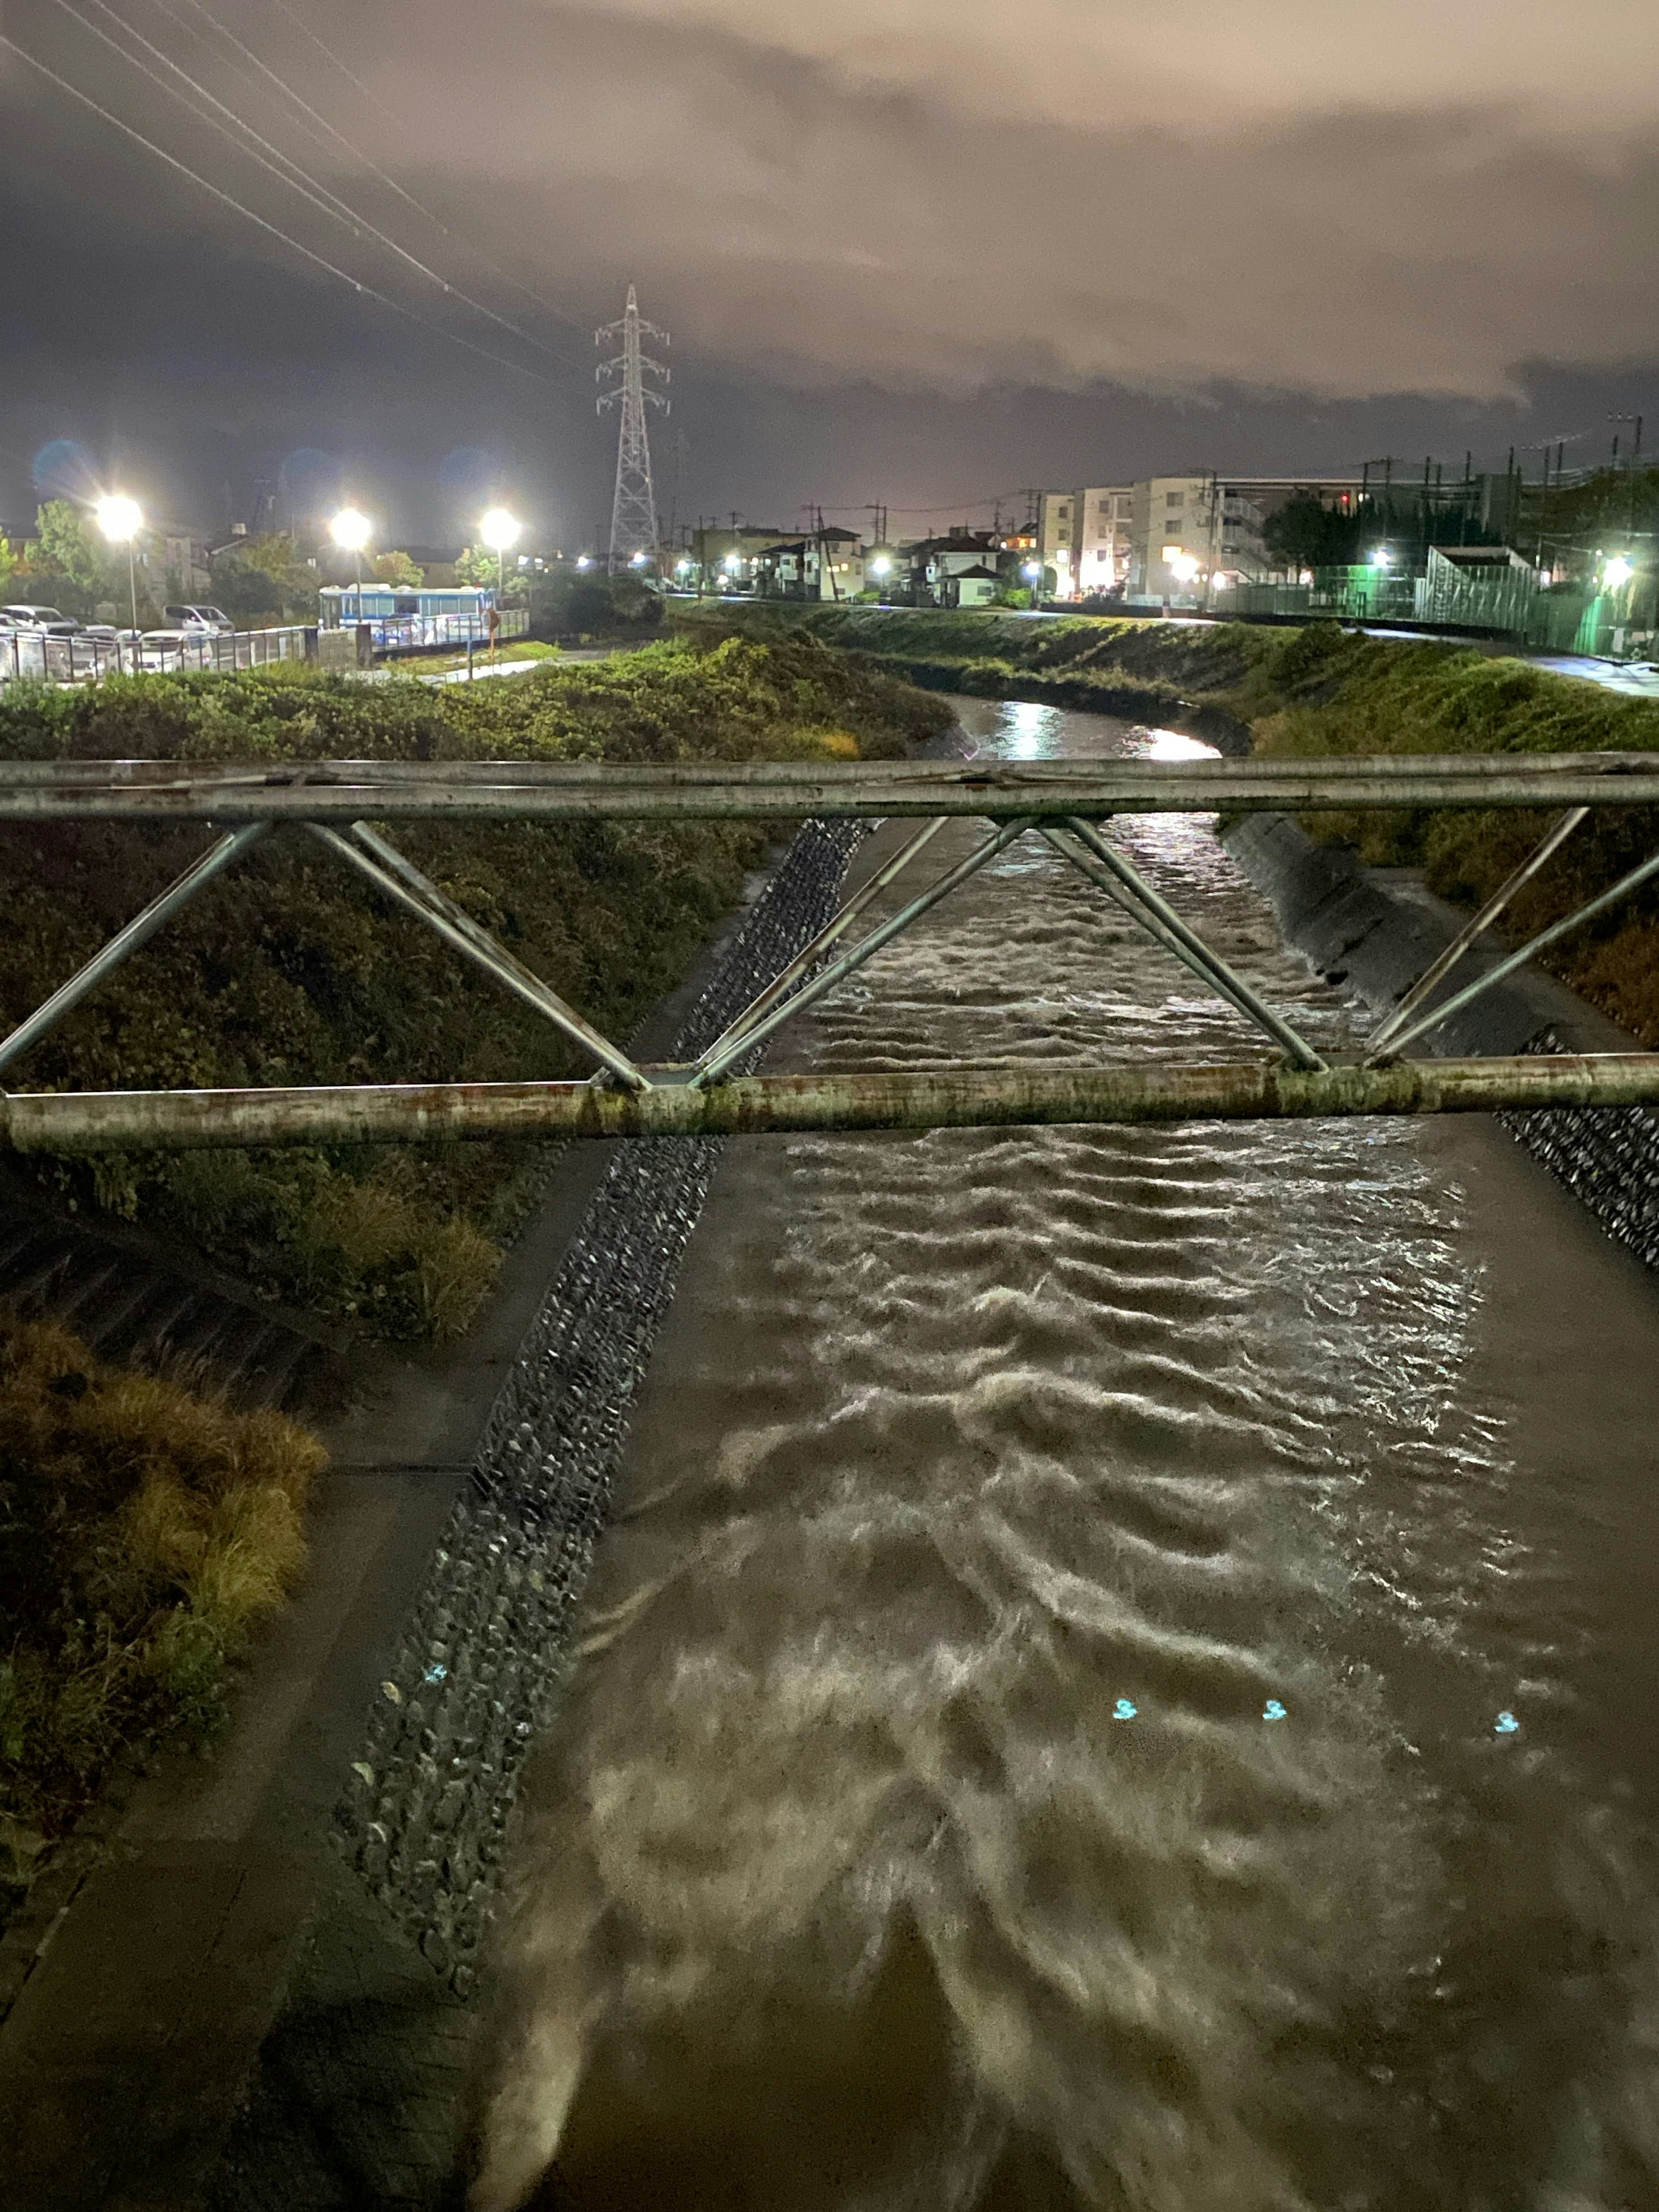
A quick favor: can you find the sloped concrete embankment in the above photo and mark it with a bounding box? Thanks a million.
[332,817,869,1993]
[1225,815,1659,1274]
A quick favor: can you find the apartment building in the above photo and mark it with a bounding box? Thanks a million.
[1072,485,1135,595]
[1128,477,1271,603]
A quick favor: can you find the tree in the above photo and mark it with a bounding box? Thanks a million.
[32,500,108,594]
[1262,495,1366,574]
[210,532,318,621]
[453,543,499,589]
[371,549,425,587]
[0,536,14,590]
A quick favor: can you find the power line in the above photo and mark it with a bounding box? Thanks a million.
[241,0,574,330]
[50,0,571,369]
[0,28,553,385]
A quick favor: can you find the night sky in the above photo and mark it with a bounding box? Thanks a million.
[3,0,1657,547]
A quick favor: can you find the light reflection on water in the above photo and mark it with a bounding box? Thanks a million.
[471,700,1659,2212]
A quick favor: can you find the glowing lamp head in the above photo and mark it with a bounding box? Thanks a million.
[479,506,521,554]
[330,507,372,553]
[1369,545,1392,569]
[870,555,893,578]
[95,494,143,544]
[576,554,592,569]
[1168,552,1200,585]
[1605,555,1635,589]
[1022,560,1041,581]
[630,550,648,567]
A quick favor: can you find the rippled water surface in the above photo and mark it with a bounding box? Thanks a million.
[473,701,1659,2212]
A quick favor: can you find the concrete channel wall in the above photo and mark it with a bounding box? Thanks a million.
[335,817,869,1993]
[1225,814,1659,1276]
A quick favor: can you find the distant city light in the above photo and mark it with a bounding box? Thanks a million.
[1604,554,1635,588]
[329,507,372,553]
[479,506,521,553]
[674,557,692,575]
[576,554,593,569]
[629,550,648,567]
[95,494,143,543]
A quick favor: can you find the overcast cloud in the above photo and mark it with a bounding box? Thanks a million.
[1,0,1656,531]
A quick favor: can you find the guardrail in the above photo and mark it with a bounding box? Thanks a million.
[1,753,1657,1147]
[0,624,314,688]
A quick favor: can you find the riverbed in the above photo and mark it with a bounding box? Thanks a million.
[473,697,1659,2212]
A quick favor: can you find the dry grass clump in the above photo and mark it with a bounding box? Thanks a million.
[0,1309,325,1907]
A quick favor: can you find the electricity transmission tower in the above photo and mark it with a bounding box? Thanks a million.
[596,284,670,573]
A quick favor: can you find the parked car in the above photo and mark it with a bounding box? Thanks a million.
[0,604,82,636]
[163,604,236,634]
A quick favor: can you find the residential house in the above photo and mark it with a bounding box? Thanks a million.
[753,527,865,601]
[905,531,1004,607]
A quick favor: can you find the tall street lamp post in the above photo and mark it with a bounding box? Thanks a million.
[95,495,143,672]
[329,508,373,633]
[479,508,521,659]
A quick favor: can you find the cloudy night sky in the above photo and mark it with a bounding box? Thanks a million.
[2,0,1657,547]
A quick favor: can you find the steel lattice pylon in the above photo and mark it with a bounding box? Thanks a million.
[596,283,669,574]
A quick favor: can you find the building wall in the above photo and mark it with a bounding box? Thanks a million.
[1037,491,1076,595]
[1072,486,1134,596]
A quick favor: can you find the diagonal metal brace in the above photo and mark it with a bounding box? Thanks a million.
[691,819,1033,1088]
[690,816,948,1077]
[1041,826,1281,1036]
[0,821,271,1078]
[1061,817,1325,1070]
[1373,836,1659,1061]
[1364,807,1589,1061]
[309,822,650,1091]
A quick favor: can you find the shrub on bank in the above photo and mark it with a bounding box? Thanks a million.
[0,1310,325,1904]
[0,637,951,1336]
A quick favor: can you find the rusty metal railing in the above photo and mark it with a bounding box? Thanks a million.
[0,753,1656,1148]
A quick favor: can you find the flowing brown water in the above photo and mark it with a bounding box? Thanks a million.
[472,701,1659,2212]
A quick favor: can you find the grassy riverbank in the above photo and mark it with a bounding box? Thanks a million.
[0,633,950,1337]
[0,1309,325,1913]
[712,607,1659,1045]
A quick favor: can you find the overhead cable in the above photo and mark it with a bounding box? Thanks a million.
[0,29,551,384]
[196,0,573,330]
[51,0,570,368]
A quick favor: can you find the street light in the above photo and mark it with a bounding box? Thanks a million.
[1604,554,1636,590]
[1370,545,1392,568]
[870,554,893,578]
[478,506,521,617]
[95,494,143,665]
[329,507,372,626]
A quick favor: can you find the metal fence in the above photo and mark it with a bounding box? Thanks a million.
[3,753,1659,1149]
[0,624,314,689]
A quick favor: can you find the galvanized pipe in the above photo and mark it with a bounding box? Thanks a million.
[1378,841,1659,1058]
[690,817,948,1074]
[5,755,1659,821]
[0,822,270,1077]
[7,1054,1659,1152]
[308,823,648,1091]
[1062,817,1325,1071]
[690,821,1032,1087]
[1364,806,1589,1058]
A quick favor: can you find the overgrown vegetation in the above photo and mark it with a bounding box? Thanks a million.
[0,1309,326,1907]
[0,634,950,1337]
[716,605,1659,1043]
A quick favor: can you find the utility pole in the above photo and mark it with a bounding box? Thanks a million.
[596,284,670,574]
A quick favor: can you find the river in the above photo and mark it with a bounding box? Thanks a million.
[470,697,1659,2212]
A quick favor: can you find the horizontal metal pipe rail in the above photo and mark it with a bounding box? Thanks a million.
[5,1056,1659,1151]
[4,753,1659,821]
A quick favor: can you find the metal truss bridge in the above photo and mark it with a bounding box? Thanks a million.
[3,752,1659,1153]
